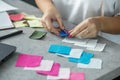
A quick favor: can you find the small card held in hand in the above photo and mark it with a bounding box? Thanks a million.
[29,30,47,39]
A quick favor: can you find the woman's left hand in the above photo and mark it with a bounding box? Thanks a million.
[69,17,101,38]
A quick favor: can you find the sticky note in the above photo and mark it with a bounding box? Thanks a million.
[36,62,60,76]
[48,44,71,55]
[69,72,85,80]
[47,68,70,80]
[27,20,44,28]
[69,52,94,64]
[16,53,43,67]
[24,60,54,71]
[77,58,102,69]
[29,30,47,39]
[13,20,28,28]
[9,13,24,21]
[59,30,69,37]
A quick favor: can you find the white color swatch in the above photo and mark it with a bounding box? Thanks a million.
[77,58,102,69]
[47,68,70,80]
[87,43,106,51]
[24,60,54,71]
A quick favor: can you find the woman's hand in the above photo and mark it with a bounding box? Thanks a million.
[69,17,101,38]
[41,8,64,35]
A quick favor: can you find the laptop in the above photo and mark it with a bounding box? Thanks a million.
[0,43,16,62]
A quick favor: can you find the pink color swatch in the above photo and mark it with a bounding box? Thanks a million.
[16,53,43,67]
[36,63,60,76]
[9,13,24,21]
[69,72,85,80]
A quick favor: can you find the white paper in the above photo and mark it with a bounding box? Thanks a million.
[0,12,14,30]
[47,68,70,80]
[77,58,102,69]
[87,43,106,51]
[24,60,54,71]
[0,0,17,12]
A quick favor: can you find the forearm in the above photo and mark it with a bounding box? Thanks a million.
[94,16,120,34]
[35,0,56,13]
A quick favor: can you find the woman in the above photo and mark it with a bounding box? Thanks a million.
[35,0,120,44]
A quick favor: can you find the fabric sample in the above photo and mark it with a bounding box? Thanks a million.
[69,72,85,80]
[29,30,47,39]
[77,58,102,69]
[16,53,43,67]
[9,13,24,21]
[48,44,71,55]
[27,20,43,28]
[59,29,69,37]
[24,60,54,71]
[13,20,28,28]
[36,62,60,76]
[47,68,70,80]
[68,51,94,64]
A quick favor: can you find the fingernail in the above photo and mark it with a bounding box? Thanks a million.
[68,35,73,38]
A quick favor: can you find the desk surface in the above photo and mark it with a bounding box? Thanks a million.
[0,0,120,80]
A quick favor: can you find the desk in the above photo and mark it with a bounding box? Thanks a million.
[0,0,120,80]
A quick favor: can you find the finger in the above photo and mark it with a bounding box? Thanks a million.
[45,19,59,35]
[56,16,64,30]
[76,28,90,38]
[41,19,47,28]
[70,25,88,37]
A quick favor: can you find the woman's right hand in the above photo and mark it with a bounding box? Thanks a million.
[41,8,64,35]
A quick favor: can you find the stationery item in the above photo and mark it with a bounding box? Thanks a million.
[69,72,85,80]
[13,20,28,28]
[48,44,72,55]
[29,30,47,39]
[69,51,94,64]
[47,68,70,80]
[0,12,14,30]
[24,60,54,71]
[36,62,60,76]
[0,29,23,40]
[16,53,43,67]
[9,13,24,21]
[87,43,106,51]
[59,29,69,37]
[0,0,17,12]
[27,20,44,28]
[77,58,102,69]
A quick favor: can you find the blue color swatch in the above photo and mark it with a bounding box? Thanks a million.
[48,44,71,55]
[68,51,94,64]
